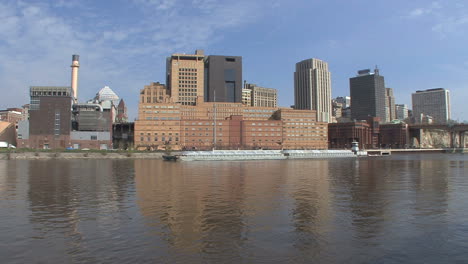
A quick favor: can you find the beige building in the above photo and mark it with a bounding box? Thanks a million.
[0,108,25,126]
[241,88,252,106]
[139,82,172,104]
[294,58,332,123]
[385,88,396,123]
[0,121,16,147]
[412,88,451,124]
[243,83,278,108]
[332,100,343,120]
[166,50,205,106]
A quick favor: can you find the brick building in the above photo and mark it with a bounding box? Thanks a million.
[379,123,408,148]
[28,86,72,149]
[274,108,328,149]
[135,83,328,150]
[328,121,373,149]
[329,119,409,149]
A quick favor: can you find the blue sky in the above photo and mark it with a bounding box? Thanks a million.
[0,0,467,121]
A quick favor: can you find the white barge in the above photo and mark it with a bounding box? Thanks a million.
[283,149,368,159]
[163,149,368,161]
[174,150,286,161]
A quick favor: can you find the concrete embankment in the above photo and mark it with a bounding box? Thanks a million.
[389,148,467,154]
[0,152,164,160]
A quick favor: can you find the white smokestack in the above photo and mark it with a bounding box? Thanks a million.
[71,54,80,103]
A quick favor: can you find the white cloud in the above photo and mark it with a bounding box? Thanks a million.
[0,0,275,117]
[432,15,468,35]
[54,0,83,9]
[408,8,425,17]
[405,1,468,37]
[407,1,441,18]
[133,0,178,10]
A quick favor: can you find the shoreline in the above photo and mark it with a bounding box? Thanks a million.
[0,148,464,160]
[0,151,164,160]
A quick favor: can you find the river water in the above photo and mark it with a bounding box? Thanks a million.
[1,154,467,263]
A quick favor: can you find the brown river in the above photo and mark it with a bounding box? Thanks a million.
[1,154,467,263]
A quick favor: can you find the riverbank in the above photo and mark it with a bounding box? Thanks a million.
[0,148,465,160]
[0,151,164,160]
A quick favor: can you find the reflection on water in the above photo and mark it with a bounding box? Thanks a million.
[0,154,468,263]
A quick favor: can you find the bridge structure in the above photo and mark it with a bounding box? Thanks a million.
[409,124,468,149]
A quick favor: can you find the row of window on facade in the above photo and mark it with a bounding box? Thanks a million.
[145,116,181,120]
[242,109,274,113]
[31,91,70,96]
[179,76,198,81]
[178,85,197,88]
[285,122,318,125]
[251,128,282,131]
[179,68,198,72]
[142,105,179,109]
[144,91,165,95]
[186,122,224,125]
[184,132,223,136]
[179,97,196,101]
[30,99,40,110]
[138,133,324,141]
[184,127,223,131]
[285,137,327,141]
[140,132,178,136]
[286,134,326,137]
[250,133,282,137]
[285,127,326,130]
[143,110,180,114]
[179,80,197,84]
[141,137,179,142]
[145,97,164,103]
[179,93,197,97]
[138,137,291,143]
[250,123,280,126]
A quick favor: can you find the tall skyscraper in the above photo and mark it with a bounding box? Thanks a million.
[349,68,386,122]
[166,50,205,106]
[385,88,396,122]
[294,58,332,123]
[412,88,451,124]
[205,55,242,103]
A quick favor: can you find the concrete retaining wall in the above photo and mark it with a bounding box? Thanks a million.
[0,152,164,160]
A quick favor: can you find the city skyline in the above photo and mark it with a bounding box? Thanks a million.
[0,0,467,121]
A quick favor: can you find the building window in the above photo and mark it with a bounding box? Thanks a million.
[54,110,60,136]
[91,135,97,140]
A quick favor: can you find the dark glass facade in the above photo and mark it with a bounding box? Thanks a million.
[205,56,242,103]
[349,72,386,121]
